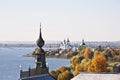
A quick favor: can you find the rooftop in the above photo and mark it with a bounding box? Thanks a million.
[21,74,55,80]
[71,73,120,80]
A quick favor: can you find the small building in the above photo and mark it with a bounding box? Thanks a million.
[19,23,55,80]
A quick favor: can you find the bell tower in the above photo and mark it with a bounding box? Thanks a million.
[34,22,48,74]
[20,23,50,79]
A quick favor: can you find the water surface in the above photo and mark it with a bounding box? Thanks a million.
[0,48,69,80]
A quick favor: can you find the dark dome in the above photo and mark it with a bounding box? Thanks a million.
[36,25,45,48]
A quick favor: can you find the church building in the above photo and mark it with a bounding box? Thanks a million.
[60,38,72,50]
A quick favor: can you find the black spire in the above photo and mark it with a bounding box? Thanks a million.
[82,38,85,46]
[36,22,45,48]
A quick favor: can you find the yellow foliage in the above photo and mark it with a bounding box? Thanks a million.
[57,70,74,80]
[81,58,91,71]
[49,70,58,79]
[88,55,107,72]
[70,56,78,69]
[75,64,84,72]
[70,56,84,69]
[72,58,91,75]
[94,50,99,57]
[55,70,61,76]
[57,66,70,73]
[84,47,91,58]
[73,70,79,76]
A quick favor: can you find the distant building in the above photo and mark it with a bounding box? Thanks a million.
[60,38,72,50]
[81,38,85,46]
[19,23,55,80]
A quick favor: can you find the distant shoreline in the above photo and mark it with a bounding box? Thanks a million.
[23,53,70,59]
[0,41,120,48]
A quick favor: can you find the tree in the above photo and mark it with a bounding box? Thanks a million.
[49,70,61,79]
[93,50,100,57]
[81,58,91,71]
[57,70,74,80]
[78,45,85,52]
[88,55,107,72]
[84,47,91,58]
[49,70,58,79]
[57,66,71,73]
[73,64,84,76]
[70,56,84,70]
[73,70,79,76]
[72,58,91,76]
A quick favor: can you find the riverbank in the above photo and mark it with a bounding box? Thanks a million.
[23,53,71,59]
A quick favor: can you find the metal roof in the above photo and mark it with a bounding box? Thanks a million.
[20,74,55,80]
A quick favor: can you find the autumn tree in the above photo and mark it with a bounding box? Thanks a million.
[73,64,84,76]
[49,70,59,79]
[57,70,74,80]
[88,54,107,72]
[70,56,84,70]
[72,58,91,76]
[84,47,92,58]
[78,45,85,52]
[73,70,79,76]
[50,66,72,79]
[81,58,91,71]
[93,50,100,57]
[57,66,71,73]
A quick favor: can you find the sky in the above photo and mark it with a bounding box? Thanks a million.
[0,0,120,41]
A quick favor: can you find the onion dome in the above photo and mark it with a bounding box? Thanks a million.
[36,23,45,48]
[82,38,85,46]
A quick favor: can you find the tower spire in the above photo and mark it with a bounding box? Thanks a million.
[40,22,41,32]
[19,23,48,79]
[82,38,85,46]
[35,22,47,69]
[40,22,41,28]
[36,22,45,48]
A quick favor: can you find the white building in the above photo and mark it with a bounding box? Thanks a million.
[60,38,72,50]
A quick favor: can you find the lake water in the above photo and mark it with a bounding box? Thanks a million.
[0,48,69,80]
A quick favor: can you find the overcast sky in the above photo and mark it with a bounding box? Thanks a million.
[0,0,120,41]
